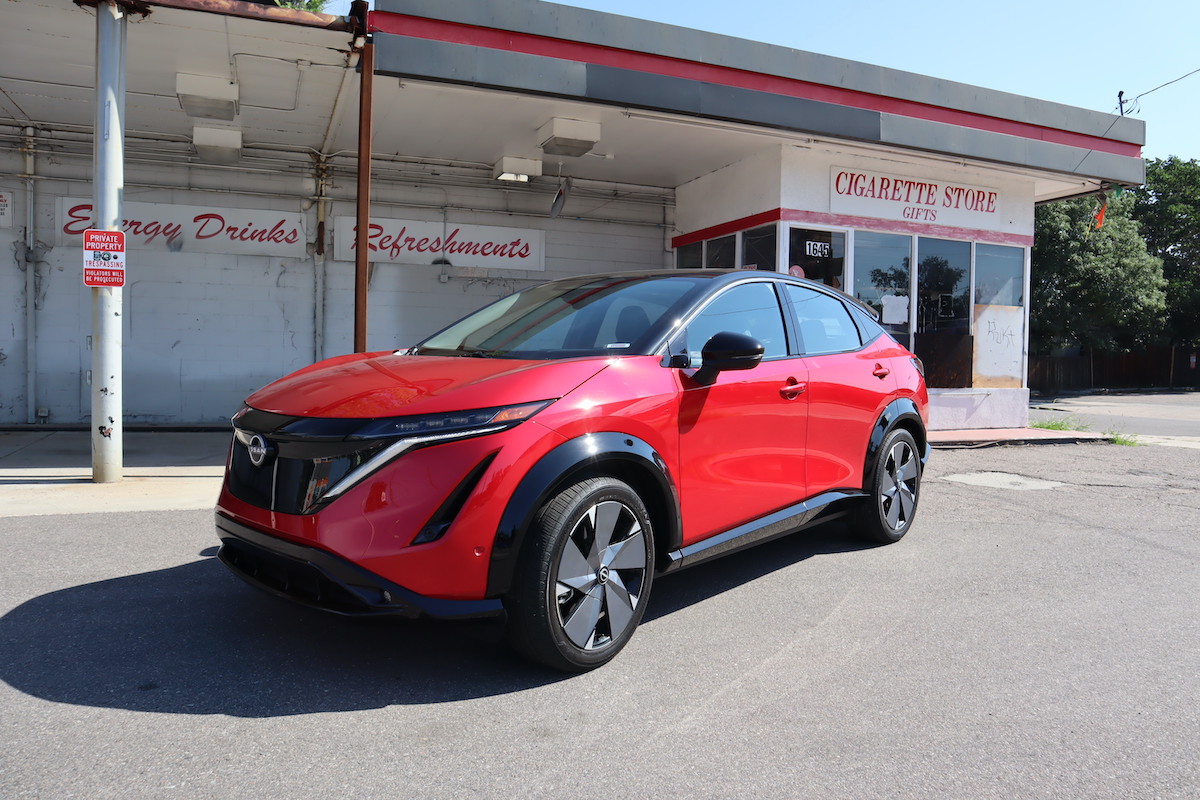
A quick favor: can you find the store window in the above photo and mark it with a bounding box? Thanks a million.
[706,235,736,268]
[852,231,911,343]
[973,243,1026,389]
[789,228,845,290]
[914,237,971,387]
[975,244,1024,306]
[677,241,703,269]
[916,238,970,335]
[741,226,777,271]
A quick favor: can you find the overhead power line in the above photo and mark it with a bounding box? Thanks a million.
[1116,66,1200,115]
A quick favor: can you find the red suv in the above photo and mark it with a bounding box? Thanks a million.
[216,270,929,671]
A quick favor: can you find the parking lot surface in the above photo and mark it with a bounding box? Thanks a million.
[1031,391,1200,447]
[1,438,1197,799]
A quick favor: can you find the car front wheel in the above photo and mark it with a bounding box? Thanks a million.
[856,428,922,544]
[506,477,654,672]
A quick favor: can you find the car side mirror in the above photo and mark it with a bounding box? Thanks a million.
[693,331,764,384]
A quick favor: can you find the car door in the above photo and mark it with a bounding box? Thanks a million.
[675,281,810,545]
[782,284,898,495]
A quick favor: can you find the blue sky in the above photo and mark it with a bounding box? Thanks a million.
[330,0,1197,161]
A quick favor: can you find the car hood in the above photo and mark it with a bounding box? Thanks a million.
[245,352,611,418]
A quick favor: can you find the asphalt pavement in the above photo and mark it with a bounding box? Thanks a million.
[1031,391,1200,448]
[1,395,1198,798]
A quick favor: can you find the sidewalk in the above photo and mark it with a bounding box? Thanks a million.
[0,430,231,517]
[0,426,1110,518]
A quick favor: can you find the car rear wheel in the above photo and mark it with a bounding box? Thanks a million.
[506,477,654,672]
[856,428,921,544]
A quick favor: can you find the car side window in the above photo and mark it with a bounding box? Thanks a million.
[683,282,787,366]
[784,284,863,355]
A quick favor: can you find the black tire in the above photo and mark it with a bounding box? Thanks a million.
[505,477,654,672]
[856,428,922,544]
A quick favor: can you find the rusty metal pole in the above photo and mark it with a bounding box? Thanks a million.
[353,35,374,353]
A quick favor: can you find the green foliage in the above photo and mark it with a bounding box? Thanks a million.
[1130,157,1200,347]
[1030,415,1090,431]
[1106,430,1139,446]
[1031,192,1165,354]
[274,0,329,12]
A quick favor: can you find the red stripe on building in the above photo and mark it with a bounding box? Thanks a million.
[671,209,1034,248]
[370,11,1140,159]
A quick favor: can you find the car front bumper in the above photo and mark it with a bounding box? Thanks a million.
[215,512,505,620]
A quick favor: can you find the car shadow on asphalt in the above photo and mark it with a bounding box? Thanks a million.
[0,522,873,717]
[643,520,874,623]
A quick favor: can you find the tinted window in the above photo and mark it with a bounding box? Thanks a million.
[683,282,787,366]
[785,285,862,355]
[849,303,888,345]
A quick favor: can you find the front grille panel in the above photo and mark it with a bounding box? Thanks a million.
[228,415,385,515]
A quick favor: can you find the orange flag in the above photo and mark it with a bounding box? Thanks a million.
[1094,198,1107,229]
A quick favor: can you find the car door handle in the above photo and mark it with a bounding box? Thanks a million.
[872,364,891,379]
[779,378,806,399]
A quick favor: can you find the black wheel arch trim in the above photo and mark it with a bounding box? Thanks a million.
[864,398,930,489]
[487,432,680,598]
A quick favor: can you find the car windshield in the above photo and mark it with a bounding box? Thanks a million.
[412,274,712,359]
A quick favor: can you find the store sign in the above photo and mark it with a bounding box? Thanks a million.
[333,217,545,271]
[0,191,12,228]
[82,229,126,287]
[831,167,1001,230]
[57,198,306,257]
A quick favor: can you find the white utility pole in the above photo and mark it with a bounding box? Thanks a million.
[91,0,126,482]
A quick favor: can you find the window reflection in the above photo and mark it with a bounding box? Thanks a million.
[975,244,1024,306]
[789,228,845,289]
[741,226,777,271]
[853,231,911,343]
[916,238,970,335]
[914,237,971,387]
[706,235,736,268]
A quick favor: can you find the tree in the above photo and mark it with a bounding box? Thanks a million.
[273,0,330,12]
[1130,157,1200,347]
[1031,191,1165,354]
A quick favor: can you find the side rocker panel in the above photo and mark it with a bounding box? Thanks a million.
[486,432,680,597]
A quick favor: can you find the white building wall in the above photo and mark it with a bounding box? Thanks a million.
[675,146,784,234]
[0,148,672,426]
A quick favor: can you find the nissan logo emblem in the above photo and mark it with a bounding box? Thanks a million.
[247,434,272,467]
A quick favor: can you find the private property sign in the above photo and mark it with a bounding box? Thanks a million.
[83,229,126,287]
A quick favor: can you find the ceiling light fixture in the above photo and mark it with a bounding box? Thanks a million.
[493,156,542,182]
[176,73,239,121]
[193,126,243,164]
[537,118,600,157]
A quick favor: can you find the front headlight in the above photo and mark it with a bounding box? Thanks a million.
[319,400,554,505]
[350,400,553,440]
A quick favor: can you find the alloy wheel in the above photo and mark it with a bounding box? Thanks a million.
[880,440,919,531]
[553,499,648,650]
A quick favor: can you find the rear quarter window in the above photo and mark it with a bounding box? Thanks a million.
[784,284,863,355]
